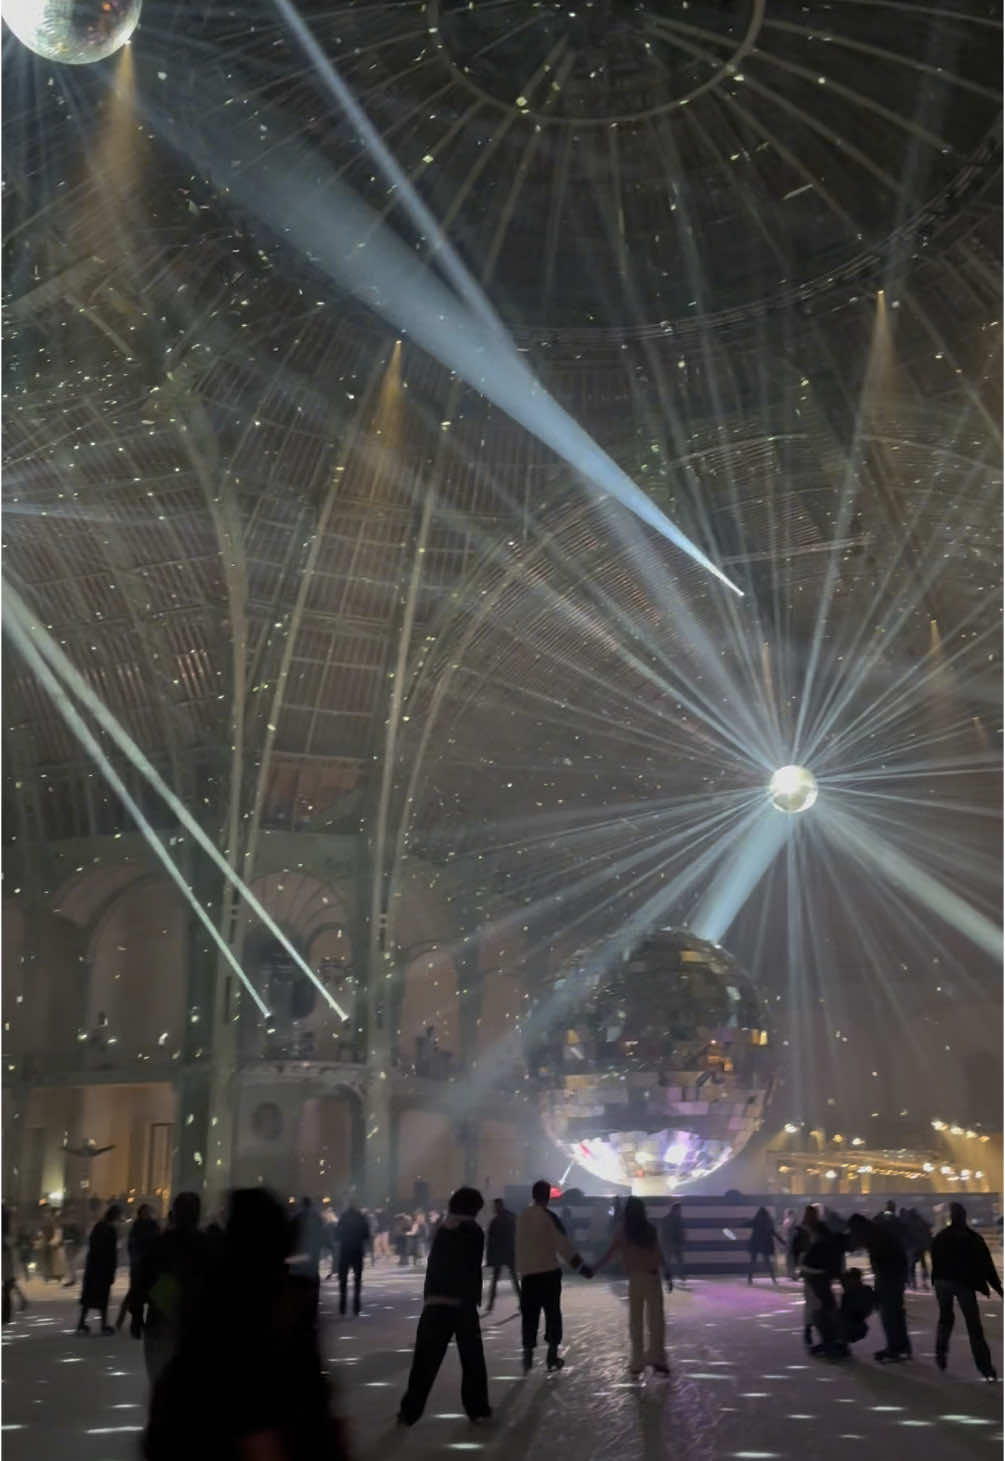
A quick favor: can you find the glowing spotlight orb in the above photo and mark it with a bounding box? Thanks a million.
[531,929,774,1194]
[769,764,818,814]
[2,0,141,64]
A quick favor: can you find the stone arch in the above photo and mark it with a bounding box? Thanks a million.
[395,1107,464,1203]
[3,902,89,1058]
[239,872,354,1060]
[295,1086,365,1200]
[86,877,186,1056]
[389,862,462,1067]
[233,1078,364,1199]
[51,862,149,930]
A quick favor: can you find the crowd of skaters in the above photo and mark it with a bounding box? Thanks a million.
[2,1184,1002,1458]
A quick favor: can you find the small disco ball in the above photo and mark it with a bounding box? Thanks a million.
[531,928,774,1192]
[769,763,818,814]
[2,0,141,64]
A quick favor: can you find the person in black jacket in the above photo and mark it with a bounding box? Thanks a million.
[838,1268,875,1345]
[116,1204,160,1331]
[484,1199,519,1313]
[77,1205,121,1334]
[847,1213,910,1363]
[931,1202,1001,1380]
[747,1207,781,1285]
[144,1188,349,1461]
[398,1187,490,1427]
[133,1192,211,1385]
[797,1206,845,1356]
[335,1202,371,1317]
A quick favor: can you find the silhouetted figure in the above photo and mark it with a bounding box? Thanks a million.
[847,1213,910,1363]
[2,1204,27,1322]
[903,1208,933,1290]
[77,1205,121,1334]
[593,1195,670,1375]
[117,1204,160,1331]
[780,1208,798,1279]
[394,1212,411,1265]
[335,1202,371,1317]
[290,1197,323,1280]
[144,1188,349,1461]
[747,1207,781,1285]
[62,1208,83,1287]
[660,1202,686,1284]
[515,1179,593,1373]
[839,1267,875,1345]
[484,1199,520,1312]
[931,1201,1001,1380]
[321,1205,338,1279]
[134,1192,210,1385]
[795,1205,844,1355]
[407,1211,428,1265]
[397,1187,491,1427]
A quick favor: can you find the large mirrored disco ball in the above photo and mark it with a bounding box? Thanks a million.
[533,928,774,1192]
[2,0,141,64]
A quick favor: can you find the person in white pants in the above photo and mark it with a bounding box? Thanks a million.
[592,1196,672,1375]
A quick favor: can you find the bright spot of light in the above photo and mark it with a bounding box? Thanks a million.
[769,764,818,813]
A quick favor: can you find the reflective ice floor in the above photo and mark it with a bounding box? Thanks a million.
[2,1266,1001,1461]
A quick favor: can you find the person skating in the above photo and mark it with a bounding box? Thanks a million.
[77,1205,121,1334]
[838,1268,875,1347]
[593,1195,671,1375]
[144,1188,350,1461]
[904,1208,933,1290]
[1,1205,27,1321]
[335,1200,371,1317]
[796,1205,844,1356]
[133,1192,211,1385]
[116,1204,160,1331]
[484,1199,520,1313]
[515,1179,593,1373]
[847,1212,910,1363]
[747,1207,782,1285]
[397,1187,491,1427]
[780,1208,798,1280]
[321,1203,338,1280]
[931,1201,1001,1380]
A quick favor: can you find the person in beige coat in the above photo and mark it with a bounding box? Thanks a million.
[593,1196,672,1376]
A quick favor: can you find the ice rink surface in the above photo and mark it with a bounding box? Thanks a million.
[3,1264,1001,1461]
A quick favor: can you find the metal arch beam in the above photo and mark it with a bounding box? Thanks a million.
[236,340,396,896]
[4,256,109,323]
[382,496,602,931]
